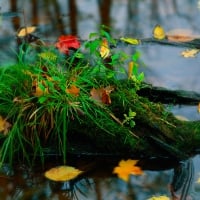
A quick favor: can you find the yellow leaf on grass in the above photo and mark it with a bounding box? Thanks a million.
[17,26,36,37]
[99,38,110,58]
[153,25,166,40]
[113,159,143,182]
[120,37,140,45]
[147,195,170,200]
[34,86,48,97]
[181,49,200,58]
[66,85,80,97]
[45,166,83,182]
[128,61,134,79]
[32,81,49,97]
[0,116,11,135]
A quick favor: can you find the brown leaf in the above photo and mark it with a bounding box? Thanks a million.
[90,86,114,105]
[0,116,12,135]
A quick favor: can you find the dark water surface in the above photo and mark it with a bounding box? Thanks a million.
[1,0,200,199]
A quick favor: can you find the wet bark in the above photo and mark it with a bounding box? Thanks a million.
[138,83,200,105]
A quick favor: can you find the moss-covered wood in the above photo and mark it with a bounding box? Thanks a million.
[67,82,200,160]
[1,31,200,165]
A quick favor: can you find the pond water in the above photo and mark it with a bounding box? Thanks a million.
[1,0,200,199]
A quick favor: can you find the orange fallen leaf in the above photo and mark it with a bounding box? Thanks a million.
[44,165,83,182]
[32,80,49,97]
[99,38,110,58]
[66,85,80,96]
[0,116,11,135]
[166,29,200,42]
[113,159,143,182]
[90,86,114,104]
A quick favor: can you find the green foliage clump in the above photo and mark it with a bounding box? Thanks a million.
[0,28,143,166]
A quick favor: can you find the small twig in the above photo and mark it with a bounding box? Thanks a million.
[108,111,139,139]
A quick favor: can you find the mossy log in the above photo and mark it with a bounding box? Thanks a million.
[1,36,200,164]
[67,82,200,160]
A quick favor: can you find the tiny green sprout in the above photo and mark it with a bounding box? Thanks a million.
[122,108,136,128]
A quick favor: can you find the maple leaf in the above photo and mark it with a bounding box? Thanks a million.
[66,85,80,96]
[113,159,143,182]
[90,86,114,105]
[55,35,80,55]
[44,165,83,182]
[99,38,110,58]
[181,49,200,58]
[0,116,11,135]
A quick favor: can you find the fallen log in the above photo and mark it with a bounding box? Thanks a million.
[66,82,200,161]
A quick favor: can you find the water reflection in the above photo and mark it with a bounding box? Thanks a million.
[0,156,199,199]
[0,157,178,200]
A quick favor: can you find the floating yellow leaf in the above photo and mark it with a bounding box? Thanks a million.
[147,195,170,200]
[0,116,11,135]
[99,38,110,58]
[120,37,140,45]
[44,165,83,182]
[153,25,166,40]
[181,49,200,58]
[113,159,143,182]
[17,26,36,37]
